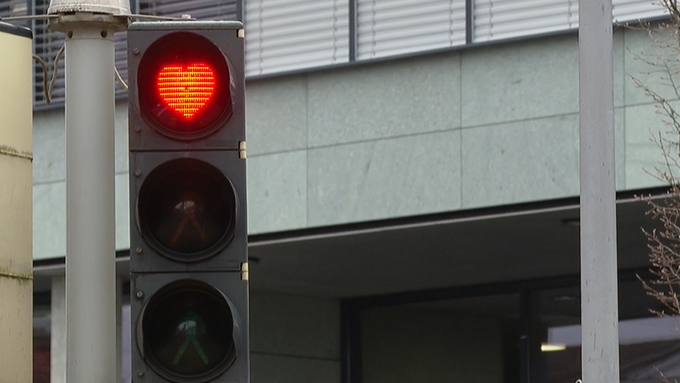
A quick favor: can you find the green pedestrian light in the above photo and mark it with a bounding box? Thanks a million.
[140,280,240,381]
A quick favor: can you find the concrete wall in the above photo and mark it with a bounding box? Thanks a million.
[246,27,674,231]
[32,27,674,258]
[361,306,504,383]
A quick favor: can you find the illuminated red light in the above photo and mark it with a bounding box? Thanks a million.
[157,63,216,120]
[138,32,232,138]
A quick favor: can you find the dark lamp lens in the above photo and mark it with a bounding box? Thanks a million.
[138,32,232,139]
[137,158,237,262]
[142,280,238,382]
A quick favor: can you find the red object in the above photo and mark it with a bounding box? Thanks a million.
[157,63,216,120]
[137,32,232,139]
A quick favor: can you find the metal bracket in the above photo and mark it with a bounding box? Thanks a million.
[241,262,249,281]
[239,141,247,159]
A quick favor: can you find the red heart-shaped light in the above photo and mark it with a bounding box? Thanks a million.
[157,63,216,120]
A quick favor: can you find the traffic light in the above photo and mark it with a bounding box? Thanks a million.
[127,21,248,383]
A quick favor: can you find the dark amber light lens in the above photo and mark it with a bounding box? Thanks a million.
[142,280,238,382]
[137,158,237,262]
[138,32,232,139]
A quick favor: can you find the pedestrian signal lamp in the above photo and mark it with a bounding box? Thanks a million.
[127,21,248,383]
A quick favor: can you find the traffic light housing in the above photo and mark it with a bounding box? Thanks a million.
[128,21,248,383]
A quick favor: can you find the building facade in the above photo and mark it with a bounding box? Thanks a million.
[1,0,678,382]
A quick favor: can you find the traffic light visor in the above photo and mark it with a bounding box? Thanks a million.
[137,158,237,262]
[137,32,233,139]
[139,279,241,382]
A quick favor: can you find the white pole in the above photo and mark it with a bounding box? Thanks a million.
[50,275,66,383]
[65,24,117,383]
[578,0,620,381]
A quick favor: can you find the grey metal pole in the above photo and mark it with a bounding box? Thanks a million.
[48,3,128,381]
[64,24,117,383]
[578,0,620,381]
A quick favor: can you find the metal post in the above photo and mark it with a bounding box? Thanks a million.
[578,0,620,381]
[65,24,117,383]
[47,3,129,381]
[51,275,67,383]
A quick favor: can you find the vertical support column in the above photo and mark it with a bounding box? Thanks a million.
[519,291,530,383]
[116,276,123,383]
[578,0,620,382]
[340,301,362,383]
[348,0,357,61]
[0,23,33,383]
[465,0,473,44]
[121,296,132,382]
[519,291,545,383]
[51,275,67,383]
[65,25,117,383]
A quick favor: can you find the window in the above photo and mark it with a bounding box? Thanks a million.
[33,307,51,383]
[1,0,670,108]
[244,0,349,76]
[356,0,466,60]
[344,275,669,382]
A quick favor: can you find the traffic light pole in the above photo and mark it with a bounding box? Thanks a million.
[65,24,117,383]
[47,6,128,381]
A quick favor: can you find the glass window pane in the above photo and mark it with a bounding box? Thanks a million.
[540,279,671,382]
[33,307,51,383]
[361,294,520,383]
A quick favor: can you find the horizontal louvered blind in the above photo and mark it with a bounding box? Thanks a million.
[244,0,349,77]
[1,0,675,107]
[139,0,239,20]
[357,0,466,60]
[473,0,578,42]
[612,0,668,23]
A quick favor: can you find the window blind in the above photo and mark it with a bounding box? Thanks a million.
[474,0,666,43]
[244,0,349,76]
[612,0,668,23]
[0,0,673,108]
[473,0,578,42]
[138,0,239,20]
[356,0,466,60]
